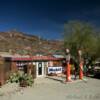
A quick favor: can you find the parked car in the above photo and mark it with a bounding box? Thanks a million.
[92,62,100,77]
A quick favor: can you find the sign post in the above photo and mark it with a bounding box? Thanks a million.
[66,49,71,82]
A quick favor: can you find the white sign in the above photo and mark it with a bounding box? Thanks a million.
[48,67,62,74]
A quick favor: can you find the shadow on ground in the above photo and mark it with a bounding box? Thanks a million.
[87,74,100,79]
[45,76,64,83]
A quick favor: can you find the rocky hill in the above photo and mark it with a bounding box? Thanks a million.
[0,31,64,55]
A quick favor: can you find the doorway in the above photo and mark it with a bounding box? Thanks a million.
[36,62,44,77]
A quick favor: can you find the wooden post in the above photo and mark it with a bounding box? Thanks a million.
[0,57,5,85]
[11,62,18,72]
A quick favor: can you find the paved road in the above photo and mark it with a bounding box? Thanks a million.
[0,77,100,100]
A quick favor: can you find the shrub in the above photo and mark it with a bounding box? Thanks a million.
[8,72,34,87]
[8,72,20,83]
[19,74,34,87]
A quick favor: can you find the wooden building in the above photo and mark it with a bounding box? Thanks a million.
[0,55,64,85]
[12,56,64,78]
[0,57,11,85]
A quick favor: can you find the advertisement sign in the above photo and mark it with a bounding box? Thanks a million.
[48,67,62,74]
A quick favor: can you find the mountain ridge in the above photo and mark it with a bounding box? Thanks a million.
[0,31,64,55]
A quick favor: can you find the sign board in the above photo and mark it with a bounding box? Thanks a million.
[48,67,62,74]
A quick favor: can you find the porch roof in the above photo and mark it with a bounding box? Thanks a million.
[11,56,64,61]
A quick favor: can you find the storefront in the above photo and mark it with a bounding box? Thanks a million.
[0,55,64,85]
[12,55,64,77]
[32,61,47,77]
[11,56,34,77]
[32,56,64,77]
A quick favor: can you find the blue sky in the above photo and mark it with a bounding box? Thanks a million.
[0,0,100,39]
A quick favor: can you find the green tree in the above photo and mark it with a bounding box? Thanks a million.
[64,21,98,60]
[96,36,100,58]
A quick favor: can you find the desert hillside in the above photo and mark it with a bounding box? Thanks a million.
[0,31,64,55]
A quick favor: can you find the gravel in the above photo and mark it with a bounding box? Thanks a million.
[0,77,100,100]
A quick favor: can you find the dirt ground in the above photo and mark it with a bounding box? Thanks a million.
[0,77,100,100]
